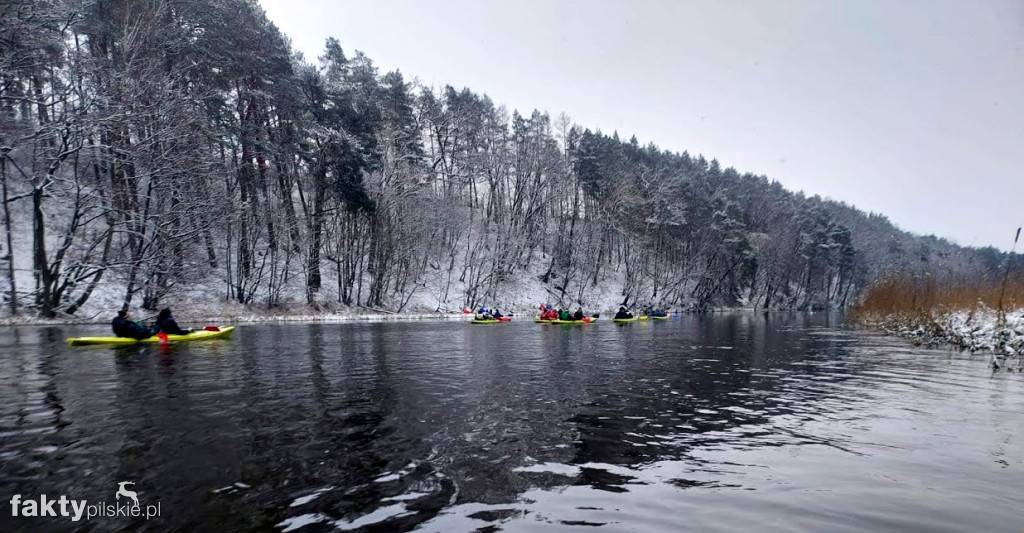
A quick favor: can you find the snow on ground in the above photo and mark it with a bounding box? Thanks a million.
[856,306,1024,360]
[0,243,665,324]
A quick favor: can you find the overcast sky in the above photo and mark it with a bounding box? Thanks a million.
[260,0,1023,250]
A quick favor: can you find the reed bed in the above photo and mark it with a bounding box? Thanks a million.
[850,273,1024,362]
[850,274,1024,319]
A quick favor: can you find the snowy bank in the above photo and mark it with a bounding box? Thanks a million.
[0,303,470,326]
[0,299,744,327]
[0,297,756,327]
[854,306,1024,362]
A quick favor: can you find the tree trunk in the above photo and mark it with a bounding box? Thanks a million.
[306,181,326,303]
[32,188,53,317]
[1,157,16,314]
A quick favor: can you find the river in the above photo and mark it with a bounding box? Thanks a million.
[1,313,1021,532]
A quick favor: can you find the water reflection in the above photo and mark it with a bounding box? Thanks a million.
[0,313,1021,532]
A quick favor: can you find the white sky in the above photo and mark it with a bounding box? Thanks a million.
[260,0,1024,250]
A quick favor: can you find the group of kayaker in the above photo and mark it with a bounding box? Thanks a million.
[538,304,589,321]
[614,305,670,319]
[111,308,190,339]
[474,307,508,321]
[641,306,670,317]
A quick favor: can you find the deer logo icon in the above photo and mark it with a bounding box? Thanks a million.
[116,482,139,507]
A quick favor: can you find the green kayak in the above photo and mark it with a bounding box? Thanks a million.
[67,326,236,346]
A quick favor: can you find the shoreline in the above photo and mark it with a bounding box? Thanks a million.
[0,310,471,327]
[852,307,1024,363]
[0,305,792,327]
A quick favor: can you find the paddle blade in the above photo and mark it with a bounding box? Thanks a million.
[204,326,220,332]
[156,332,169,345]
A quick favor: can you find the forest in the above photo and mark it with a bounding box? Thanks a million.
[1,0,1015,318]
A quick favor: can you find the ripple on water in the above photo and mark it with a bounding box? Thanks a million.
[0,316,1022,533]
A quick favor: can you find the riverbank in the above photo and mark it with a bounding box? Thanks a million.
[853,306,1024,360]
[0,301,761,327]
[849,274,1024,365]
[0,302,470,326]
[0,267,657,326]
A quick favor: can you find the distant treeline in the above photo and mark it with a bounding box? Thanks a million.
[0,0,1017,317]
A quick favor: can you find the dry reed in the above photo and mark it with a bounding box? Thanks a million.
[849,273,1024,321]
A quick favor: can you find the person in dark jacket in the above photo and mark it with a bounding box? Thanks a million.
[614,307,633,320]
[573,307,585,321]
[111,310,155,340]
[154,308,190,335]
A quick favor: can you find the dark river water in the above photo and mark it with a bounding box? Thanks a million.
[1,314,1022,532]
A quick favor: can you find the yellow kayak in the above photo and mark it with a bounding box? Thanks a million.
[612,317,638,323]
[471,319,508,324]
[550,318,597,325]
[639,315,649,320]
[651,315,670,320]
[67,326,235,346]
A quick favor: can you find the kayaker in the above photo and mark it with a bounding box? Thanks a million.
[154,308,190,335]
[492,309,503,318]
[559,309,570,321]
[614,307,633,320]
[111,310,156,340]
[573,307,585,321]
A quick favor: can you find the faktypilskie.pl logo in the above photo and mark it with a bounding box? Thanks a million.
[9,481,161,522]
